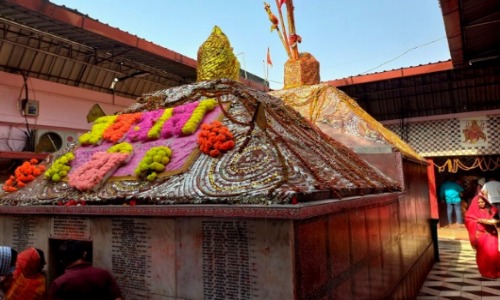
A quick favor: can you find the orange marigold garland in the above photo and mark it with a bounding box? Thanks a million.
[102,113,142,143]
[2,159,46,192]
[197,121,235,157]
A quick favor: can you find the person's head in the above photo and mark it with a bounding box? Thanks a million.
[478,177,486,186]
[0,246,17,276]
[478,197,489,209]
[59,240,86,267]
[16,247,46,277]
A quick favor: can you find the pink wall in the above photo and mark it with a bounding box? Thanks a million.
[0,71,135,151]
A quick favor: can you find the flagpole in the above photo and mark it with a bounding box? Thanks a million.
[263,60,268,90]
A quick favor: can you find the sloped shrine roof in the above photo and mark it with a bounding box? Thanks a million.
[270,84,423,161]
[0,80,399,206]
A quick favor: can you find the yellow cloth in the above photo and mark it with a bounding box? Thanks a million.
[270,84,423,161]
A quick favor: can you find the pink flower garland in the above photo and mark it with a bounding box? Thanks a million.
[161,102,199,138]
[68,151,130,191]
[127,109,164,142]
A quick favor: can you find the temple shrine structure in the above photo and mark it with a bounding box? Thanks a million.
[0,1,440,299]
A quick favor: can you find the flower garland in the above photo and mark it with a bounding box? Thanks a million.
[161,102,199,138]
[2,159,46,192]
[127,109,164,142]
[44,152,75,182]
[107,142,133,155]
[147,108,173,140]
[197,121,235,157]
[68,151,131,191]
[134,146,172,181]
[102,113,142,143]
[182,98,218,135]
[79,115,117,145]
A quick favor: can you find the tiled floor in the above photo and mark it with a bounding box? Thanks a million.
[417,227,500,300]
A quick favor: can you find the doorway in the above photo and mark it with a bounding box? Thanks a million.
[431,155,500,227]
[48,239,93,286]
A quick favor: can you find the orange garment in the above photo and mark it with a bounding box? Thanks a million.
[5,247,46,300]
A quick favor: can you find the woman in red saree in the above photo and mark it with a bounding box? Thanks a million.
[465,191,500,279]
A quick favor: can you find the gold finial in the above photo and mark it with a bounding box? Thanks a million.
[196,26,240,82]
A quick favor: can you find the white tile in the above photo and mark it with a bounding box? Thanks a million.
[439,290,461,296]
[461,285,482,292]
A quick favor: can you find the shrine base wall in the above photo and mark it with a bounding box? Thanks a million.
[0,188,433,300]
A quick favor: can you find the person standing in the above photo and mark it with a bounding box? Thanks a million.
[0,247,17,300]
[439,177,465,226]
[5,247,46,300]
[481,177,500,213]
[48,240,122,300]
[465,194,500,278]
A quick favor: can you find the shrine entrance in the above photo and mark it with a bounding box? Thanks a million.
[428,155,500,227]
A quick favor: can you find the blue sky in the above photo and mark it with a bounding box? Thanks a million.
[50,0,451,89]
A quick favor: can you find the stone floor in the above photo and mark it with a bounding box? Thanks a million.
[417,225,500,299]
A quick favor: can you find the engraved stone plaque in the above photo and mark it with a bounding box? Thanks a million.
[201,220,258,300]
[50,216,91,240]
[111,218,152,300]
[12,216,37,251]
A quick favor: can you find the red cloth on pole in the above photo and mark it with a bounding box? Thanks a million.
[267,47,273,66]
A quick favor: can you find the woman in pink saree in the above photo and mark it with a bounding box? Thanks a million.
[465,191,500,279]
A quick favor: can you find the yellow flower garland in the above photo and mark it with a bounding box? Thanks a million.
[107,142,133,154]
[182,98,218,135]
[134,146,172,181]
[148,108,173,139]
[79,115,118,145]
[44,152,75,182]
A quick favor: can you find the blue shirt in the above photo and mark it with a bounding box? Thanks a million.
[439,181,464,204]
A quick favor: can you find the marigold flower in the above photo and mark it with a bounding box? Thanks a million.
[45,152,75,182]
[135,146,172,180]
[2,158,47,192]
[147,108,173,140]
[197,120,235,157]
[161,102,199,138]
[127,109,164,142]
[103,113,142,143]
[79,115,117,145]
[182,99,218,135]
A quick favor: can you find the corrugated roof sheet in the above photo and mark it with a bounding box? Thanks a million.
[0,0,267,100]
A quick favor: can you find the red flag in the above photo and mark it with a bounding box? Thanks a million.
[267,47,273,66]
[278,0,286,9]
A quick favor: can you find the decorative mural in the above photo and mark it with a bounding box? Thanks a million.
[460,117,488,147]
